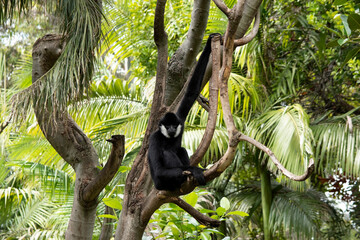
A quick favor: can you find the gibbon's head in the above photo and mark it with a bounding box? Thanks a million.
[159,112,182,138]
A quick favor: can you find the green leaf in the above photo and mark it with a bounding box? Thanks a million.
[348,13,360,31]
[327,40,340,48]
[216,207,226,216]
[118,166,131,173]
[103,197,122,210]
[200,232,212,240]
[226,211,249,217]
[184,192,198,207]
[200,209,216,214]
[333,0,347,5]
[340,15,351,36]
[98,214,118,220]
[340,47,360,69]
[220,197,230,211]
[337,38,348,46]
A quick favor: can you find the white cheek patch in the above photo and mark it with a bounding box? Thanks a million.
[175,124,182,137]
[160,125,171,138]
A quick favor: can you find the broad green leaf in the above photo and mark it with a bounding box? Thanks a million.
[103,197,122,210]
[337,38,348,46]
[200,209,216,214]
[226,211,249,217]
[200,232,211,240]
[334,0,347,5]
[327,40,340,48]
[340,15,351,36]
[220,197,230,210]
[348,13,360,31]
[98,214,118,220]
[184,192,198,207]
[340,47,360,69]
[216,207,226,216]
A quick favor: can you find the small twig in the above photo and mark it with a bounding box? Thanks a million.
[234,8,260,47]
[169,197,221,227]
[83,135,125,202]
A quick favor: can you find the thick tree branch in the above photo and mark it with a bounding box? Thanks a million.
[190,35,221,166]
[212,0,230,16]
[169,197,221,227]
[154,0,168,107]
[234,0,263,39]
[204,131,242,181]
[165,0,211,105]
[234,8,260,47]
[83,135,125,202]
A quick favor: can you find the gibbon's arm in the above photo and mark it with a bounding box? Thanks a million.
[176,34,215,122]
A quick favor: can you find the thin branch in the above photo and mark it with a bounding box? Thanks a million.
[169,197,221,227]
[83,135,125,202]
[212,0,230,16]
[191,35,221,166]
[196,95,210,112]
[234,8,260,47]
[0,121,9,134]
[239,134,315,181]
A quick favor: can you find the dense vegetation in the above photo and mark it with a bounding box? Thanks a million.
[0,0,359,239]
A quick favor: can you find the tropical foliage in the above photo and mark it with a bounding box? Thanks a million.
[1,0,360,239]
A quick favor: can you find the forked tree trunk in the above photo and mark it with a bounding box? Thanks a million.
[32,35,100,239]
[32,34,125,240]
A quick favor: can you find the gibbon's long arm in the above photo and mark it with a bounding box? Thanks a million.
[176,34,216,122]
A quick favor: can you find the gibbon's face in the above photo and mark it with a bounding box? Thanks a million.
[159,112,182,138]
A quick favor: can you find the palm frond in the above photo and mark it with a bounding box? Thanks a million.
[10,0,103,122]
[0,0,32,24]
[248,104,314,188]
[312,115,360,177]
[270,189,344,239]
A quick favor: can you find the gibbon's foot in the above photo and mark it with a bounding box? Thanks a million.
[183,170,192,175]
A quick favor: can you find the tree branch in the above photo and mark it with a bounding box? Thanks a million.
[197,95,210,112]
[0,121,9,134]
[234,8,260,47]
[83,135,125,202]
[154,0,168,107]
[169,197,221,227]
[204,131,242,181]
[239,134,315,181]
[165,0,211,105]
[191,35,221,166]
[212,0,230,16]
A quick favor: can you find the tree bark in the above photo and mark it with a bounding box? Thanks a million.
[32,35,125,240]
[165,0,211,105]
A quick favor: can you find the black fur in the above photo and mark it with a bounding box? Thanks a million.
[148,34,219,191]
